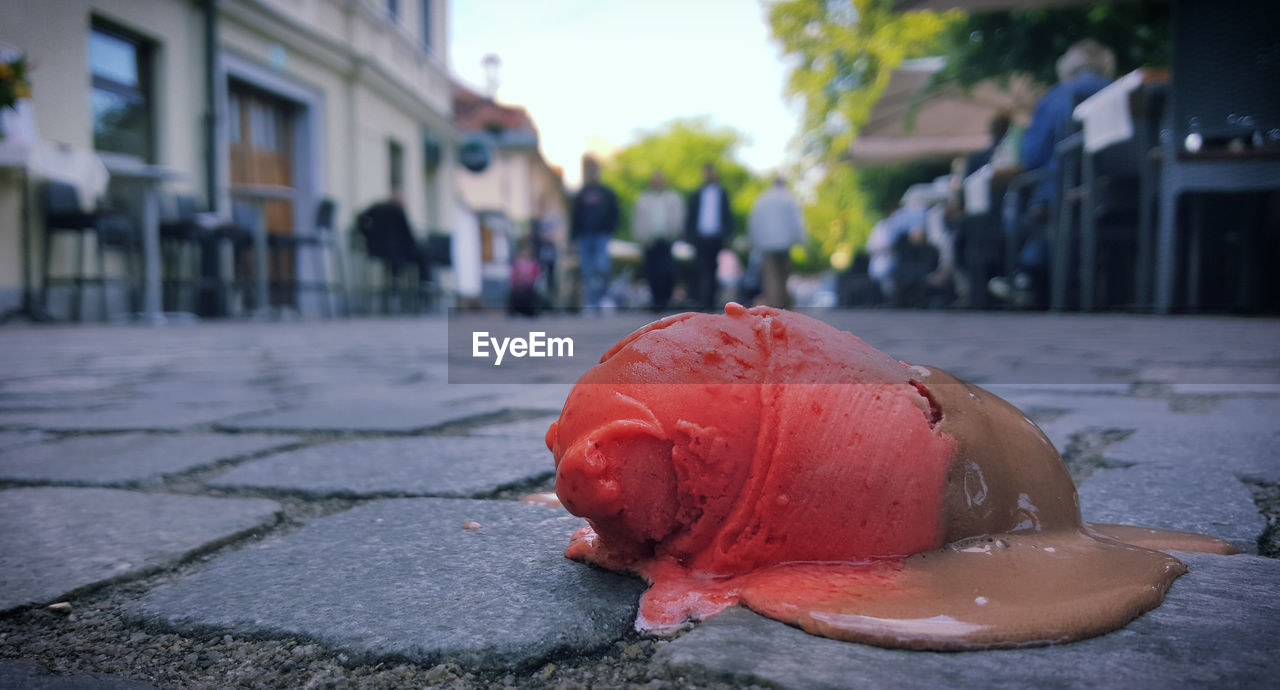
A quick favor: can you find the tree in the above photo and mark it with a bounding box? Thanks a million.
[768,0,956,159]
[933,4,1171,89]
[767,0,955,267]
[599,118,767,242]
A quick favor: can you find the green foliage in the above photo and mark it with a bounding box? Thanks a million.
[768,0,957,159]
[800,165,873,270]
[767,0,955,266]
[599,118,765,242]
[934,4,1171,88]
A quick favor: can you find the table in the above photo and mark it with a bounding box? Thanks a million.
[229,183,297,318]
[100,154,184,324]
[0,140,46,323]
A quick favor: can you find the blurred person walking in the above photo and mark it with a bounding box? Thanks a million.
[748,176,806,308]
[570,155,619,313]
[508,240,540,317]
[633,171,684,311]
[685,163,734,311]
[531,198,561,307]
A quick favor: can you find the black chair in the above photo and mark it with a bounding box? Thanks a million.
[158,195,207,313]
[264,197,345,317]
[1151,0,1280,313]
[353,202,428,314]
[39,179,139,321]
[1049,124,1143,312]
[213,203,263,317]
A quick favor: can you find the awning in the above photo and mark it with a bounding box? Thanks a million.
[849,58,1041,165]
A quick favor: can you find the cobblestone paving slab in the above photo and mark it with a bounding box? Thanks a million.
[1104,429,1280,483]
[467,416,560,440]
[1079,465,1264,553]
[0,488,281,612]
[133,499,643,669]
[0,660,156,689]
[0,430,49,451]
[988,392,1275,454]
[207,436,553,498]
[215,400,499,433]
[0,402,279,432]
[0,433,299,485]
[655,552,1279,689]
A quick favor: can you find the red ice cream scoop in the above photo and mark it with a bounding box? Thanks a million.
[545,305,1235,650]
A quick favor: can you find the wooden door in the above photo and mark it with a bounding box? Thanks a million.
[228,82,296,305]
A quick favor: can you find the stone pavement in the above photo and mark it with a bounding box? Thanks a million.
[0,312,1277,688]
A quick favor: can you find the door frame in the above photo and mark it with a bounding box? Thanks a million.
[216,51,326,310]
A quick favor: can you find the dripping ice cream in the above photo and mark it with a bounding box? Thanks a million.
[545,304,1236,650]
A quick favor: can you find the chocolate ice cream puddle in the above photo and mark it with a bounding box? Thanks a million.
[1086,523,1237,554]
[522,492,563,507]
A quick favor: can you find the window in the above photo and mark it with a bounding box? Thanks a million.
[421,0,432,52]
[89,23,152,161]
[388,139,405,194]
[387,0,400,24]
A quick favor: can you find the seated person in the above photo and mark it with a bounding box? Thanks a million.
[357,189,430,283]
[891,226,943,309]
[966,113,1013,177]
[996,39,1115,308]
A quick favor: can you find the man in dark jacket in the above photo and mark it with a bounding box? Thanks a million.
[570,155,619,312]
[685,163,733,310]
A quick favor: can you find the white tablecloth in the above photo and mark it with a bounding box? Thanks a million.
[1073,69,1148,153]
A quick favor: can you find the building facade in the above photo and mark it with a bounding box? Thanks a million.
[452,82,567,305]
[0,0,459,317]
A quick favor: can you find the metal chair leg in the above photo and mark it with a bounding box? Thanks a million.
[72,232,85,322]
[1080,153,1098,312]
[1154,181,1179,315]
[41,228,53,317]
[95,233,108,322]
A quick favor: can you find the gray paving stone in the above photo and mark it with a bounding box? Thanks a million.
[467,415,559,440]
[215,399,498,433]
[1078,464,1264,553]
[133,499,643,669]
[1172,383,1280,396]
[206,435,553,498]
[1104,428,1280,483]
[656,552,1279,689]
[0,660,156,689]
[0,429,49,450]
[0,433,299,485]
[0,402,277,431]
[0,488,281,611]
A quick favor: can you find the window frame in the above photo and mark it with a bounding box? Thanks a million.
[88,18,155,163]
[388,138,405,194]
[420,0,432,53]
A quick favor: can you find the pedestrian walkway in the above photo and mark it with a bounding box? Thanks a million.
[0,312,1277,687]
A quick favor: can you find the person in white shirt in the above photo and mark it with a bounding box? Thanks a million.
[684,163,733,310]
[748,176,806,308]
[632,171,684,310]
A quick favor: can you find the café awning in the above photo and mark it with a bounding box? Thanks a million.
[849,57,1041,165]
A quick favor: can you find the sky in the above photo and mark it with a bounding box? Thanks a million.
[449,0,802,188]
